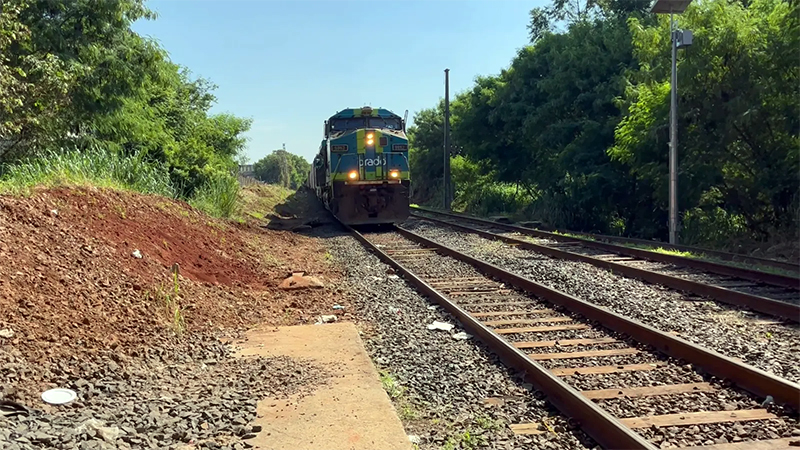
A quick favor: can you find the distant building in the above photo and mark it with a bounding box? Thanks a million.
[238,164,255,177]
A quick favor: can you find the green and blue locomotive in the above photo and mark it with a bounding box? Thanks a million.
[308,106,410,225]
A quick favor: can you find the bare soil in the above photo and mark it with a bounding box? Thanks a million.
[0,185,347,401]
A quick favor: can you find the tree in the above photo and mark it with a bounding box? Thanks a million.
[0,0,71,158]
[611,0,799,244]
[0,0,253,199]
[527,0,651,43]
[407,103,448,206]
[448,17,641,233]
[253,150,309,189]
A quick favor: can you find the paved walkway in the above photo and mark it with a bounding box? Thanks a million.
[234,322,412,450]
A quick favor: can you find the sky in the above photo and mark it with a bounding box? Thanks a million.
[132,0,541,164]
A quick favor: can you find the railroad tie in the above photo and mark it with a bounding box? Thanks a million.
[510,408,778,436]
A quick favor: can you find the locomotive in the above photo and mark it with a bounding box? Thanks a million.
[308,106,410,225]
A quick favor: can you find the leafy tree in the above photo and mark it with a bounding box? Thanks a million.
[0,0,71,157]
[253,149,309,189]
[448,17,641,233]
[611,0,799,244]
[528,0,651,42]
[408,103,447,205]
[0,0,253,200]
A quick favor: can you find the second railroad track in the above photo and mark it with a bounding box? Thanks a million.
[408,208,800,323]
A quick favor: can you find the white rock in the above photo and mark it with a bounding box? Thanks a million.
[314,315,337,325]
[0,328,13,339]
[131,249,142,259]
[452,332,472,340]
[427,321,454,332]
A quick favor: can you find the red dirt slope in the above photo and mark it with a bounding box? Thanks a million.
[0,186,346,390]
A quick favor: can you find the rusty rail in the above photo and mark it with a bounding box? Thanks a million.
[411,206,800,276]
[348,225,657,450]
[388,226,800,410]
[409,212,800,322]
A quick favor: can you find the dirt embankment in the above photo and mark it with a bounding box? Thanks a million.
[0,186,346,401]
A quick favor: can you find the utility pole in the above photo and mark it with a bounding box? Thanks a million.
[652,0,693,245]
[668,14,679,245]
[443,69,452,211]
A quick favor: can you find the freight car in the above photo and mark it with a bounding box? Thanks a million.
[308,106,410,225]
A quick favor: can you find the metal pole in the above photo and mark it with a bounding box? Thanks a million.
[444,68,451,211]
[669,13,679,244]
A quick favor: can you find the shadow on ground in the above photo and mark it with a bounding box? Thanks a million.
[265,187,336,232]
[259,186,407,240]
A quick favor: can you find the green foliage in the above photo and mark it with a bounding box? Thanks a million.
[188,173,240,219]
[253,149,310,189]
[150,272,186,336]
[612,0,799,246]
[379,370,405,400]
[408,103,447,206]
[410,0,799,257]
[0,146,175,197]
[450,155,533,216]
[0,0,252,205]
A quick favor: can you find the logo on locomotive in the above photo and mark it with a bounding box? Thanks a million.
[359,157,387,167]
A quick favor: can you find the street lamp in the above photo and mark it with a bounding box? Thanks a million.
[650,0,693,245]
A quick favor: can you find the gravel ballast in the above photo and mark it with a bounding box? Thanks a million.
[0,335,325,450]
[403,219,800,383]
[316,225,597,450]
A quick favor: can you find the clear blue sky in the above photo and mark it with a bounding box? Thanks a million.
[132,0,540,164]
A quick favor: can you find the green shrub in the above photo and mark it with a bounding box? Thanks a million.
[188,173,240,218]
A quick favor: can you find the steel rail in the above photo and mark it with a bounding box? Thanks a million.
[409,213,800,323]
[347,225,657,450]
[389,226,800,411]
[411,205,800,275]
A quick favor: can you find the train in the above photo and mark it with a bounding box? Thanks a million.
[307,106,410,225]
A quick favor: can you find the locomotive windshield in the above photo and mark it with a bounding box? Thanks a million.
[330,118,364,131]
[367,117,401,130]
[330,117,402,131]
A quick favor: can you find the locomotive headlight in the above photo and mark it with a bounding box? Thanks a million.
[389,170,399,178]
[366,133,374,146]
[348,170,358,180]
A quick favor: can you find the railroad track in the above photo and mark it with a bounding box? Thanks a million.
[411,206,799,274]
[347,224,800,450]
[408,209,800,323]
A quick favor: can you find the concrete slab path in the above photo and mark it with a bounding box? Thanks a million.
[234,322,412,450]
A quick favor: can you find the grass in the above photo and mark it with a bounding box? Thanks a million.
[235,183,294,222]
[441,430,486,450]
[0,147,176,197]
[189,174,240,219]
[0,147,246,220]
[474,414,503,431]
[146,272,186,335]
[623,242,798,277]
[378,370,421,421]
[379,370,405,400]
[400,403,419,421]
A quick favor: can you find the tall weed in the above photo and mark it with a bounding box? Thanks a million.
[0,147,176,197]
[188,174,240,218]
